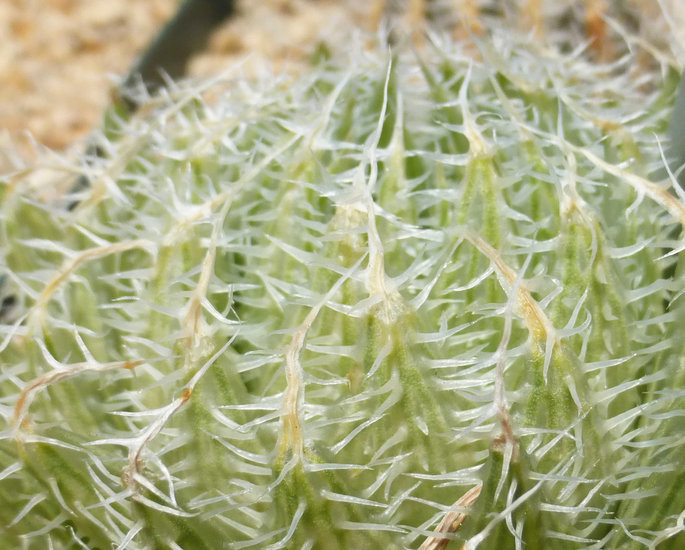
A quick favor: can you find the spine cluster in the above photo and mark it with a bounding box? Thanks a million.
[1,21,684,549]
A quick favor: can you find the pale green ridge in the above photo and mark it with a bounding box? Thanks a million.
[0,26,684,550]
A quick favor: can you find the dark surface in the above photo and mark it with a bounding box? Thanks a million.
[122,0,235,103]
[69,0,236,209]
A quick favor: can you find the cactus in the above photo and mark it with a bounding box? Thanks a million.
[1,3,685,549]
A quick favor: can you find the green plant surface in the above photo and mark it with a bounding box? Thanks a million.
[1,24,684,550]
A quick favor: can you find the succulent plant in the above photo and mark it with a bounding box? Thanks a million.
[1,3,685,549]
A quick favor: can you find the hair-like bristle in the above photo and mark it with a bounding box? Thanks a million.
[1,4,684,549]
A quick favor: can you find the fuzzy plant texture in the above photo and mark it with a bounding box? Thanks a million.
[2,12,685,550]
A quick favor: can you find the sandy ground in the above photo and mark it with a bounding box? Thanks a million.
[0,0,367,167]
[1,0,683,171]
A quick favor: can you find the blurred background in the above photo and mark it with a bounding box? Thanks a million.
[1,0,684,169]
[0,0,367,161]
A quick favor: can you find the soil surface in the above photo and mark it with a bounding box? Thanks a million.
[0,0,367,167]
[1,1,683,171]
